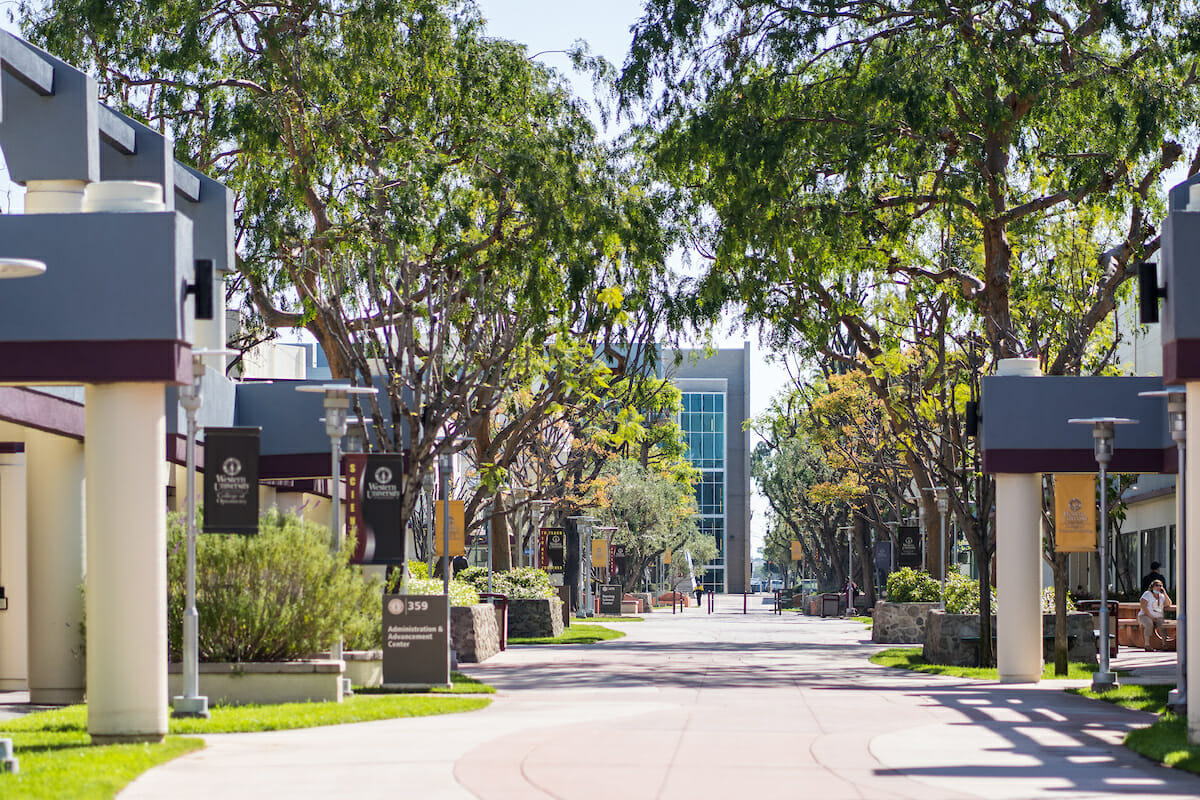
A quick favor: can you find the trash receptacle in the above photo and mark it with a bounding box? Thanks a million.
[821,593,841,618]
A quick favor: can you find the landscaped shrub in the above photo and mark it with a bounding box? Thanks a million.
[1041,586,1076,613]
[457,566,556,600]
[167,510,383,662]
[403,577,481,606]
[943,571,996,615]
[885,567,941,603]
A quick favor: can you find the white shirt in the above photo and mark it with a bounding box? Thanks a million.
[1140,589,1167,620]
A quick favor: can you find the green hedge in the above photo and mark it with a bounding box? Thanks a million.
[167,510,382,662]
[885,567,996,614]
[457,566,556,599]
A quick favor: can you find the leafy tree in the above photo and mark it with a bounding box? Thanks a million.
[592,458,714,593]
[23,0,676,560]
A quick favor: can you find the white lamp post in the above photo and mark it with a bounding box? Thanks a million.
[1141,388,1188,711]
[172,348,235,719]
[295,384,378,679]
[438,450,456,669]
[530,500,553,569]
[567,515,596,618]
[1068,416,1138,691]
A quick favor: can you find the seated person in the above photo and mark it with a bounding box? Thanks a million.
[1138,579,1174,651]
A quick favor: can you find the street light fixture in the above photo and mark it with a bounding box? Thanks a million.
[1068,416,1138,691]
[295,383,378,684]
[171,347,235,720]
[1140,388,1187,711]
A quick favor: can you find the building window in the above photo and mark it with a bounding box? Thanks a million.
[679,391,727,583]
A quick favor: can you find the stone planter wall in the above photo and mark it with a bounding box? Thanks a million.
[924,611,1098,667]
[872,602,939,644]
[343,650,383,689]
[167,660,343,706]
[633,592,655,612]
[508,598,565,639]
[451,604,501,663]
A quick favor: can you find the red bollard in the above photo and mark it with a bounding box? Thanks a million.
[743,592,747,614]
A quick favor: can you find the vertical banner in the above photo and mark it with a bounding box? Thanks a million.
[591,539,609,569]
[896,525,923,569]
[1054,473,1098,552]
[432,500,466,557]
[540,527,566,586]
[790,540,804,562]
[382,594,449,687]
[202,427,260,534]
[610,544,627,578]
[348,453,406,564]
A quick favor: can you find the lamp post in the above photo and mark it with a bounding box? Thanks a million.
[423,471,435,575]
[1141,389,1188,711]
[171,348,235,719]
[924,487,949,610]
[438,450,454,667]
[1068,416,1138,691]
[567,515,596,618]
[295,384,378,676]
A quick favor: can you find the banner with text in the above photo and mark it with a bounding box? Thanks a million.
[540,528,566,586]
[347,453,407,564]
[202,427,260,534]
[896,525,922,569]
[1054,473,1098,552]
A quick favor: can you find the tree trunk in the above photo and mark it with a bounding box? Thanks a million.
[1053,551,1069,675]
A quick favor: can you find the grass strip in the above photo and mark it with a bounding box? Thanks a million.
[0,690,492,797]
[870,647,1097,680]
[1070,684,1200,773]
[0,731,201,800]
[1125,715,1200,773]
[1068,684,1171,714]
[509,623,626,645]
[355,671,495,695]
[587,616,644,622]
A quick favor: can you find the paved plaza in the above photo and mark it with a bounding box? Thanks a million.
[9,594,1198,799]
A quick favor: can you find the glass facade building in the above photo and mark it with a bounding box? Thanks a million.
[679,392,727,586]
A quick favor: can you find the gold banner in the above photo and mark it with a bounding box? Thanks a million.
[433,500,466,557]
[790,541,803,562]
[591,539,609,568]
[1054,474,1097,552]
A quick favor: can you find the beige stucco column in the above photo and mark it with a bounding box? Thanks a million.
[25,429,86,703]
[0,450,27,690]
[995,358,1044,683]
[85,383,167,744]
[1186,385,1200,742]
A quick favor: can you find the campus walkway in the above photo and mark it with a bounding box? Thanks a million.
[111,594,1200,799]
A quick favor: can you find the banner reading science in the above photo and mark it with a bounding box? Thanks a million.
[202,427,260,534]
[1054,473,1098,552]
[347,453,406,564]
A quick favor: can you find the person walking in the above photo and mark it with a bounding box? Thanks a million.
[1138,579,1174,651]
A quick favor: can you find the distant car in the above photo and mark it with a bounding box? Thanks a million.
[770,579,783,592]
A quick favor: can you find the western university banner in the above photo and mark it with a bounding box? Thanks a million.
[347,453,406,564]
[1054,473,1097,552]
[896,525,922,568]
[540,528,566,586]
[202,427,260,534]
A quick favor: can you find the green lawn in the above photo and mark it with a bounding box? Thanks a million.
[0,691,492,798]
[1068,684,1200,774]
[870,647,1097,680]
[587,616,644,623]
[354,671,495,695]
[509,623,626,645]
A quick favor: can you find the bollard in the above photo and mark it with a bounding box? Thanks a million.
[0,737,18,774]
[743,591,747,614]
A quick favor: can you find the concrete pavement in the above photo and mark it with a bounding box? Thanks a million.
[79,595,1200,797]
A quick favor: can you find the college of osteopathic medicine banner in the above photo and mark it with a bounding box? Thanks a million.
[203,427,261,534]
[346,453,407,564]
